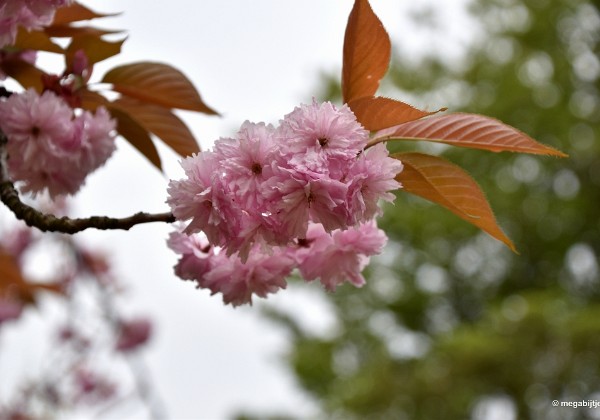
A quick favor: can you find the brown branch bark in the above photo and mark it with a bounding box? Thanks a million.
[0,131,175,234]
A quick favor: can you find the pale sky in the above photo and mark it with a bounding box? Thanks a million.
[0,1,473,418]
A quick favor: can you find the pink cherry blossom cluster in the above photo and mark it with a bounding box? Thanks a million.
[0,89,116,197]
[166,100,402,305]
[168,221,387,306]
[0,0,73,48]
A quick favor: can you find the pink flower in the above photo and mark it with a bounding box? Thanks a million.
[266,168,349,237]
[292,221,388,291]
[166,151,243,246]
[1,227,33,261]
[115,318,153,352]
[0,0,73,48]
[276,101,367,186]
[0,89,79,196]
[346,143,403,222]
[0,298,23,325]
[73,367,116,404]
[0,89,74,159]
[278,100,368,160]
[167,123,288,256]
[167,153,216,227]
[167,229,213,281]
[217,121,278,208]
[167,229,294,306]
[202,246,294,306]
[73,106,117,172]
[0,90,116,197]
[211,122,291,256]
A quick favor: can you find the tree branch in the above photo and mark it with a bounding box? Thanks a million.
[0,131,175,234]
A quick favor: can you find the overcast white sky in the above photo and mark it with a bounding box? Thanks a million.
[0,1,474,418]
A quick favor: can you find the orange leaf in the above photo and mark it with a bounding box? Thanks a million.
[394,152,516,252]
[0,251,27,293]
[0,59,46,92]
[0,250,62,304]
[45,25,123,38]
[108,107,163,171]
[101,62,218,114]
[77,88,109,111]
[51,3,117,25]
[374,113,568,157]
[348,96,442,131]
[112,98,200,157]
[66,35,125,66]
[342,0,391,104]
[14,28,63,53]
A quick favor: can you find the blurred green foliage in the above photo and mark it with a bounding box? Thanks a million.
[240,0,600,419]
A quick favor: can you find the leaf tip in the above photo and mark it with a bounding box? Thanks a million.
[554,150,569,158]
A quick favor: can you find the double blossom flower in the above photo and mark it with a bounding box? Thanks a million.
[167,100,402,306]
[0,89,117,197]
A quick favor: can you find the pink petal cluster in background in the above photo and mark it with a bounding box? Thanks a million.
[0,89,116,197]
[0,297,23,324]
[167,101,402,306]
[0,0,73,48]
[115,318,153,352]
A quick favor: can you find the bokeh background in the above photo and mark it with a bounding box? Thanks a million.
[1,0,599,419]
[250,0,600,419]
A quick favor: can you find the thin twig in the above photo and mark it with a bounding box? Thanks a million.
[0,131,175,234]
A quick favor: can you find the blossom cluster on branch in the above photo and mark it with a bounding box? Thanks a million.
[166,100,401,305]
[0,0,568,416]
[0,0,566,313]
[0,89,116,197]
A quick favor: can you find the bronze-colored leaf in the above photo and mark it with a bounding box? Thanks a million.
[0,251,26,292]
[77,88,109,111]
[348,96,442,131]
[394,152,516,252]
[112,98,200,157]
[45,25,123,38]
[51,3,117,25]
[102,62,218,114]
[108,107,162,171]
[1,250,64,306]
[374,113,568,157]
[0,59,46,92]
[66,35,125,66]
[342,0,391,104]
[14,28,63,53]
